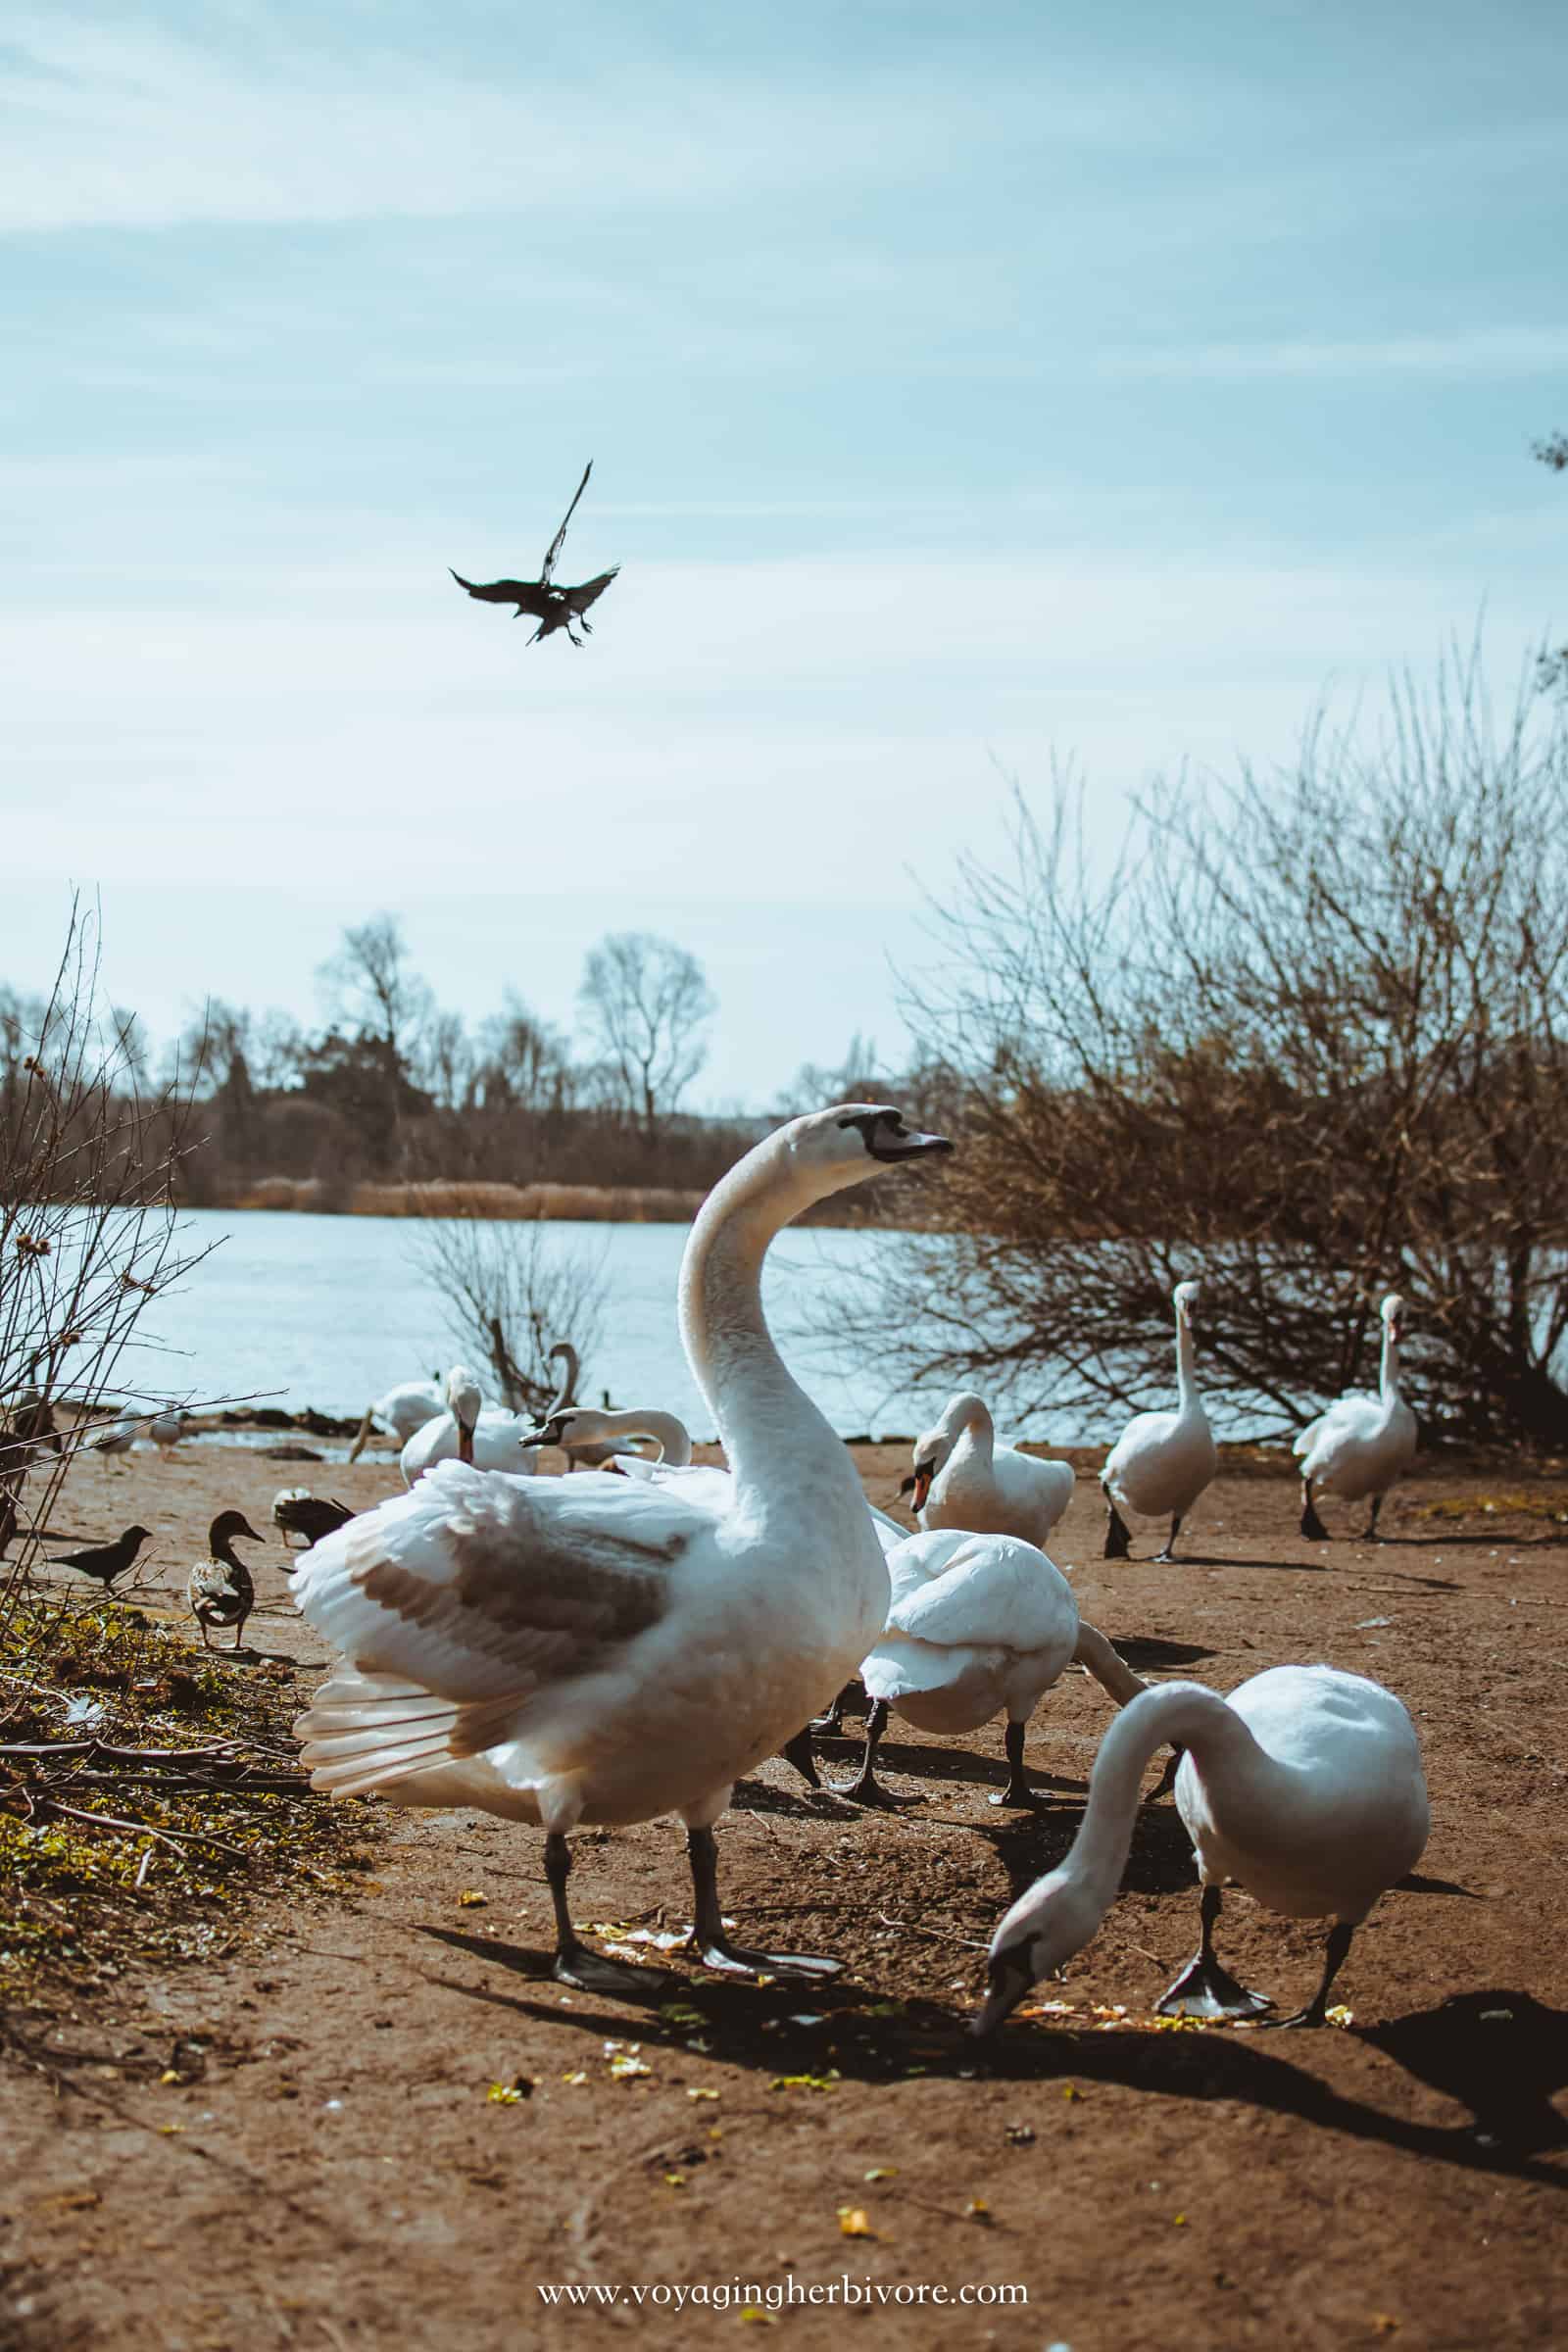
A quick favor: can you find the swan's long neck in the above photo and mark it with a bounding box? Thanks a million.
[1174,1298,1200,1410]
[678,1143,856,1523]
[596,1407,692,1467]
[1057,1682,1277,1922]
[946,1396,994,1474]
[1379,1322,1401,1403]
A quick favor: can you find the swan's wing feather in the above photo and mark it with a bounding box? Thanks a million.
[889,1539,1073,1653]
[293,1460,702,1734]
[614,1455,733,1517]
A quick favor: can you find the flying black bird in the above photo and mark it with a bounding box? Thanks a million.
[51,1523,155,1592]
[449,462,619,645]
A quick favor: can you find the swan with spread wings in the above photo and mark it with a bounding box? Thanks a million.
[449,461,619,645]
[292,1104,952,1992]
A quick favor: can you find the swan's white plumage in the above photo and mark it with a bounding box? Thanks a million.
[1101,1279,1215,1528]
[400,1367,540,1484]
[911,1395,1074,1546]
[860,1529,1080,1734]
[368,1379,447,1444]
[293,1106,936,1850]
[1294,1294,1417,1506]
[981,1661,1429,2027]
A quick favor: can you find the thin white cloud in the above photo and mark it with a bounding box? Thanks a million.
[1098,326,1568,378]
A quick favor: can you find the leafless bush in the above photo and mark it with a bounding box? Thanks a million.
[409,1215,610,1415]
[1,903,216,1596]
[826,651,1568,1446]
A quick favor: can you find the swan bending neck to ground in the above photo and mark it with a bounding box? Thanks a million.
[901,1394,1074,1548]
[1296,1294,1418,1542]
[974,1663,1429,2036]
[399,1367,539,1484]
[1101,1279,1215,1562]
[293,1103,952,1991]
[348,1375,445,1461]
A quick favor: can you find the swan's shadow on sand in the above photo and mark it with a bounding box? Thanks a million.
[415,1929,1568,2186]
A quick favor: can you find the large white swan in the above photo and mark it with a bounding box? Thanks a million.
[292,1104,951,1988]
[1295,1295,1417,1541]
[974,1663,1429,2036]
[902,1395,1074,1548]
[1100,1279,1215,1561]
[399,1367,540,1485]
[530,1402,694,1475]
[348,1376,446,1460]
[840,1528,1144,1807]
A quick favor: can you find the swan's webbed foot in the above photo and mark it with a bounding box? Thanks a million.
[1300,1485,1329,1542]
[1102,1499,1133,1559]
[1157,1885,1273,2019]
[544,1829,669,1996]
[778,1727,820,1788]
[553,1939,670,1998]
[1261,1923,1354,2029]
[684,1826,841,1979]
[989,1720,1042,1807]
[1152,1515,1184,1564]
[831,1701,922,1807]
[1157,1953,1274,2020]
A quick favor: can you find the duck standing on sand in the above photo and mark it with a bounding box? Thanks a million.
[188,1511,265,1650]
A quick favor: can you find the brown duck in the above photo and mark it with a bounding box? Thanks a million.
[187,1511,264,1650]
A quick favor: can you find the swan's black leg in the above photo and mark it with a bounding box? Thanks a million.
[778,1727,820,1788]
[1153,1513,1184,1563]
[1265,1922,1355,2029]
[546,1831,667,1995]
[1102,1494,1133,1559]
[1300,1482,1329,1542]
[990,1719,1040,1808]
[1364,1494,1385,1541]
[812,1680,859,1735]
[1157,1884,1273,2019]
[683,1826,840,1978]
[834,1699,921,1807]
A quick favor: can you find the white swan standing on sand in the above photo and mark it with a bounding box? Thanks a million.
[1295,1295,1418,1542]
[974,1663,1429,2036]
[292,1104,952,1987]
[840,1528,1144,1807]
[348,1377,446,1461]
[1101,1280,1215,1562]
[902,1394,1074,1547]
[399,1367,540,1485]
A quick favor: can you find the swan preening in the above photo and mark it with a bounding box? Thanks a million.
[1296,1294,1418,1541]
[1101,1279,1215,1561]
[293,1104,952,1986]
[399,1367,540,1485]
[975,1664,1429,2035]
[529,1402,694,1473]
[902,1394,1074,1547]
[348,1376,445,1462]
[843,1528,1144,1807]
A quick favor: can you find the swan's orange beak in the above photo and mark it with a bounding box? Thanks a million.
[903,1462,934,1513]
[458,1422,475,1465]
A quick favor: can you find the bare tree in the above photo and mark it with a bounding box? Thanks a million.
[577,932,716,1139]
[820,654,1568,1446]
[472,993,574,1113]
[409,1216,609,1415]
[1533,430,1567,696]
[1,903,216,1590]
[317,913,435,1164]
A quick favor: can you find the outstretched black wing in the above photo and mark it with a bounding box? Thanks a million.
[560,567,618,617]
[540,462,593,584]
[450,570,555,619]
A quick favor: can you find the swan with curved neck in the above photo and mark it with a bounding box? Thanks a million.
[1296,1294,1417,1541]
[1101,1279,1215,1562]
[975,1663,1429,2035]
[348,1374,446,1462]
[901,1394,1074,1547]
[530,1402,693,1471]
[293,1104,951,1989]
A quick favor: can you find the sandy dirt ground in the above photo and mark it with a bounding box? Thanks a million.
[4,1437,1567,2351]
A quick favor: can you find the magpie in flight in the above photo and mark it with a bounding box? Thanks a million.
[450,462,618,645]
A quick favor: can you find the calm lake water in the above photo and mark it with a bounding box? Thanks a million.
[113,1208,1008,1445]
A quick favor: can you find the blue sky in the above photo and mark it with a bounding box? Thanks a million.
[5,1,1564,1104]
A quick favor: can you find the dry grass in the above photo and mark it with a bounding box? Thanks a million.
[222,1176,705,1222]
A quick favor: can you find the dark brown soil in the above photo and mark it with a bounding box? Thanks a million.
[5,1442,1566,2350]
